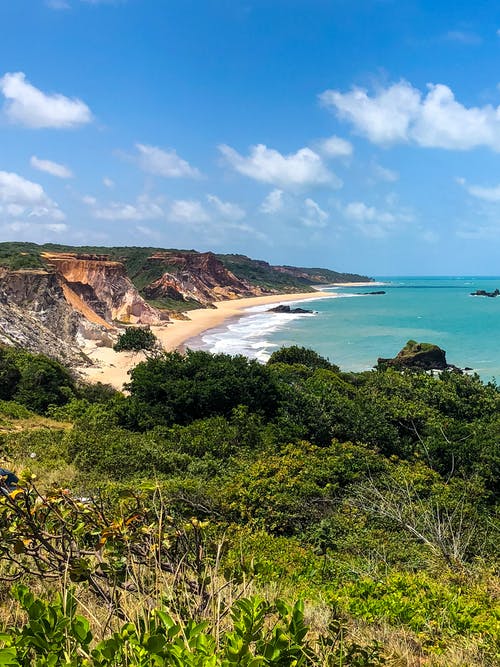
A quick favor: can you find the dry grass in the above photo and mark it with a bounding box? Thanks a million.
[0,563,496,666]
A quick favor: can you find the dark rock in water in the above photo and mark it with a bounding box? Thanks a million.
[470,289,500,298]
[377,340,462,372]
[362,290,386,295]
[268,304,314,314]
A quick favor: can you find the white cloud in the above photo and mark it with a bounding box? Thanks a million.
[343,199,412,237]
[0,72,93,129]
[260,189,284,214]
[30,155,73,179]
[321,79,500,151]
[0,172,47,205]
[372,163,399,182]
[85,194,164,221]
[207,194,245,221]
[168,200,210,224]
[444,30,481,45]
[458,177,500,202]
[0,171,65,221]
[412,84,500,149]
[318,135,353,158]
[134,143,201,179]
[301,198,329,228]
[103,177,114,188]
[344,201,395,224]
[320,81,420,145]
[0,221,68,238]
[219,143,340,190]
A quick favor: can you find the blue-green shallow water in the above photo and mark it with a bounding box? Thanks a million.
[194,277,500,383]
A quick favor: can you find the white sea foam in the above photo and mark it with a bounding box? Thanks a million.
[193,292,359,362]
[199,310,316,362]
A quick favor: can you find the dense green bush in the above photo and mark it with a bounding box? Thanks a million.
[124,349,279,427]
[0,348,75,414]
[268,345,339,371]
[113,326,158,352]
[14,354,74,413]
[0,349,21,400]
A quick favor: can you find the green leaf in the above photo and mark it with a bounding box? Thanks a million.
[146,634,165,654]
[0,648,19,666]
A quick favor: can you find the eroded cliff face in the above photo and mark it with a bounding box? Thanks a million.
[42,253,170,325]
[0,288,89,366]
[0,252,170,365]
[0,269,93,365]
[0,266,83,338]
[143,252,269,306]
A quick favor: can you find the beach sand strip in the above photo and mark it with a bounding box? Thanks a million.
[78,286,364,390]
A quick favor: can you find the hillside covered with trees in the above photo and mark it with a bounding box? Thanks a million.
[0,344,498,665]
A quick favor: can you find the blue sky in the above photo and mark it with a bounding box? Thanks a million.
[2,1,500,275]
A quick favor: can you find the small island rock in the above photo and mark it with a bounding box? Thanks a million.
[470,289,500,298]
[377,340,461,372]
[267,304,314,314]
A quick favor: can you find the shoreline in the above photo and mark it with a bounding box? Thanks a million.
[153,289,338,352]
[78,287,344,390]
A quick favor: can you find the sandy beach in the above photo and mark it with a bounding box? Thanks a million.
[78,285,368,390]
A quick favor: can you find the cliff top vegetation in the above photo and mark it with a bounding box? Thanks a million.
[0,242,371,298]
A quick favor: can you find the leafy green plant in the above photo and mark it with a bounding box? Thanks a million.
[0,584,92,666]
[113,327,158,353]
[268,346,339,372]
[0,589,386,666]
[124,350,279,428]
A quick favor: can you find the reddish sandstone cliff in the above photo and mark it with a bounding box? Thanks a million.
[0,253,170,364]
[0,267,99,364]
[143,251,270,306]
[42,253,169,325]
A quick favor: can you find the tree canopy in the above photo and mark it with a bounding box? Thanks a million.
[123,349,279,427]
[113,327,158,353]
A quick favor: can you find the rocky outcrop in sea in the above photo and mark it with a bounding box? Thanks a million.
[377,340,462,372]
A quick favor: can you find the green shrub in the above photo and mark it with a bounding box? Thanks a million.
[0,349,21,400]
[268,345,339,371]
[11,352,75,414]
[124,350,279,427]
[0,587,386,666]
[330,571,499,646]
[113,326,157,352]
[0,400,32,420]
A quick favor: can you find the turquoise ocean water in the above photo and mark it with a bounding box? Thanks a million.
[192,277,500,383]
